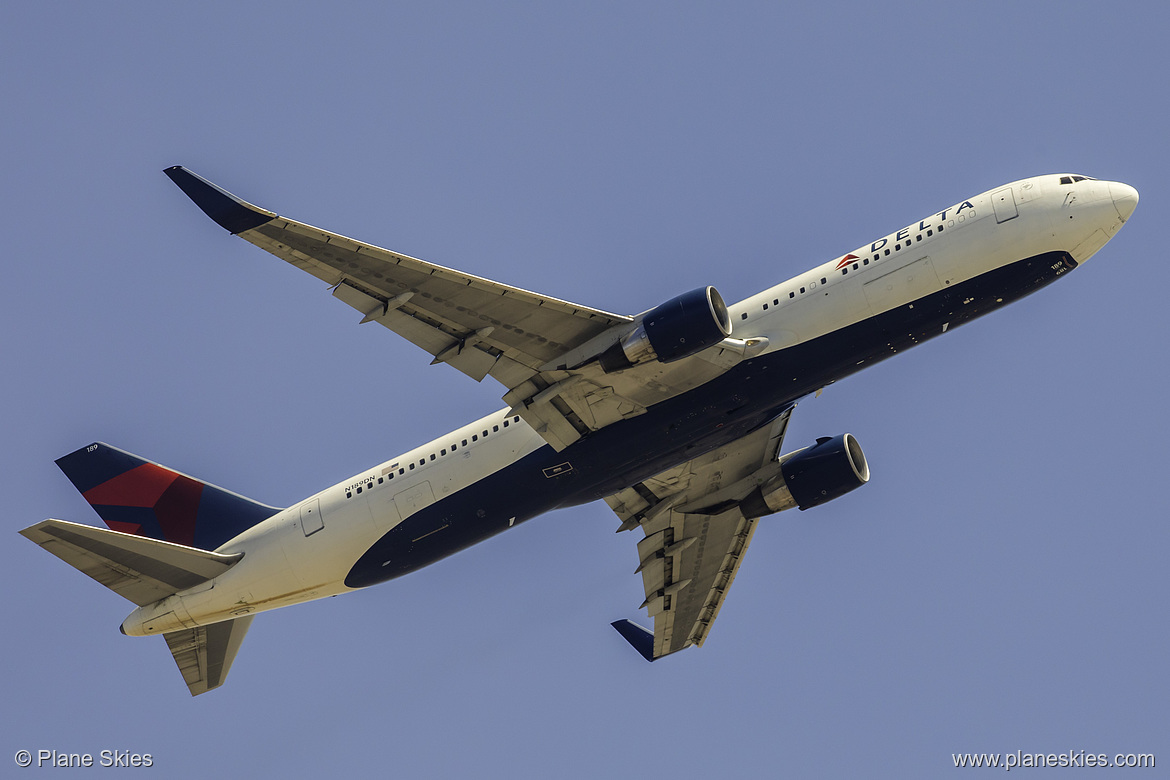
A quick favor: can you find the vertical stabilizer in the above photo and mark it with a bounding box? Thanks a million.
[55,443,281,550]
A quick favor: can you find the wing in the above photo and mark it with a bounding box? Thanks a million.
[166,167,763,452]
[164,167,630,388]
[605,406,794,658]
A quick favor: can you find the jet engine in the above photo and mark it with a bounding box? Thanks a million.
[739,433,870,516]
[599,286,732,372]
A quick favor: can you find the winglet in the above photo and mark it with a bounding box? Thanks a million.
[164,166,277,234]
[610,619,655,662]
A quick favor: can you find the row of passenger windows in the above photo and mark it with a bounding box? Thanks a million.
[741,216,970,320]
[345,416,522,498]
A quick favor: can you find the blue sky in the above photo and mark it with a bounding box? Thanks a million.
[2,3,1165,777]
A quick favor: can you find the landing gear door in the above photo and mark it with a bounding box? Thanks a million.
[300,498,324,537]
[993,187,1018,223]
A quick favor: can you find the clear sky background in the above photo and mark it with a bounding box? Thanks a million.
[3,3,1165,777]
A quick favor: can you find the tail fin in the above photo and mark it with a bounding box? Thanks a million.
[55,442,281,551]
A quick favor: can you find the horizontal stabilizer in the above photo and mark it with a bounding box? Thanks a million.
[19,519,242,607]
[611,619,656,662]
[164,616,254,696]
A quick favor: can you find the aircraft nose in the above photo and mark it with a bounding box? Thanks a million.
[1110,181,1139,223]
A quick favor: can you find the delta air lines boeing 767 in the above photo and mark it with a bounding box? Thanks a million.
[22,169,1138,694]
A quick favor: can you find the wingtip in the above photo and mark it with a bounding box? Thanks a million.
[164,166,276,235]
[610,619,656,662]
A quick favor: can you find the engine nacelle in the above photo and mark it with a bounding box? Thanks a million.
[739,433,870,517]
[599,286,732,372]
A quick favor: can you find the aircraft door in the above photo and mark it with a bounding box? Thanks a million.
[300,498,324,536]
[992,187,1018,223]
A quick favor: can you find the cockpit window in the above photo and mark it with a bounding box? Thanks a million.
[1060,175,1094,185]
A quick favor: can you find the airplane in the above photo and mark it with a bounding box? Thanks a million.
[21,168,1138,695]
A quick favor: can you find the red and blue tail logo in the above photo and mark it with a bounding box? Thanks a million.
[56,443,281,551]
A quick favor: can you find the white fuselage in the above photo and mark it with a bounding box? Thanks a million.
[121,174,1136,637]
